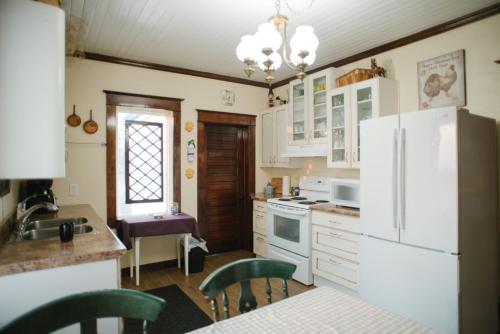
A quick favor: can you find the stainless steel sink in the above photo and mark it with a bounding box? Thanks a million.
[21,225,94,241]
[25,217,88,231]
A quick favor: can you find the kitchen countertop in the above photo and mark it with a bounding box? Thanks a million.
[250,193,273,201]
[0,204,126,277]
[310,203,360,217]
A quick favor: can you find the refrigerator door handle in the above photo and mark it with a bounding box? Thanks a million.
[392,129,398,229]
[399,128,406,230]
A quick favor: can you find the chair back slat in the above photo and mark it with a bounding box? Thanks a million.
[210,299,220,322]
[0,289,165,334]
[222,290,230,319]
[80,319,98,334]
[238,279,257,314]
[265,278,272,304]
[199,258,297,322]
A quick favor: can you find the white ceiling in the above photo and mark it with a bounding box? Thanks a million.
[63,0,499,83]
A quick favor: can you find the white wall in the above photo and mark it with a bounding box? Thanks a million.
[53,58,267,266]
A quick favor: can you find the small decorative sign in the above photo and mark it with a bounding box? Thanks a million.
[221,89,235,106]
[185,121,194,132]
[187,139,195,163]
[417,49,466,109]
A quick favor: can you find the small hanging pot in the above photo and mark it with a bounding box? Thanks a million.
[83,109,98,134]
[67,105,81,127]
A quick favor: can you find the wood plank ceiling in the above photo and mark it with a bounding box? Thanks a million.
[63,0,500,83]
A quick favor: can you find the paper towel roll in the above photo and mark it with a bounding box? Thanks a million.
[282,176,290,196]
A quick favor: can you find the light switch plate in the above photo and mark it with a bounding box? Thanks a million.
[69,183,79,197]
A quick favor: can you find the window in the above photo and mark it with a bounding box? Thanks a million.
[125,120,164,203]
[116,107,173,216]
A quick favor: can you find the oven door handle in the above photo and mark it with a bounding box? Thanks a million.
[268,205,309,216]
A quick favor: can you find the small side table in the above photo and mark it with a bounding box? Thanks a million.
[117,213,200,286]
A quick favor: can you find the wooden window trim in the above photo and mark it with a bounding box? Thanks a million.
[105,91,183,228]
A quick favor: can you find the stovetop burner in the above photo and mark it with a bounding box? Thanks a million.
[278,198,292,201]
[315,200,329,203]
[291,197,307,200]
[298,201,317,205]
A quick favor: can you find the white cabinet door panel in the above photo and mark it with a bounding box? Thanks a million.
[260,110,274,166]
[360,114,399,242]
[399,108,458,253]
[359,236,459,333]
[275,107,289,165]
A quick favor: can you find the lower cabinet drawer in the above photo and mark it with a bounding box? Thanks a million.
[312,225,359,262]
[253,200,267,213]
[253,211,267,236]
[312,250,358,291]
[253,233,268,258]
[312,210,360,234]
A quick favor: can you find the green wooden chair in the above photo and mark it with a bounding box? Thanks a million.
[0,289,165,334]
[199,258,296,322]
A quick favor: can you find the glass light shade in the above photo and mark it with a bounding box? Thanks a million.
[290,51,316,66]
[236,35,258,62]
[254,22,282,51]
[257,52,282,71]
[0,0,65,179]
[289,26,319,54]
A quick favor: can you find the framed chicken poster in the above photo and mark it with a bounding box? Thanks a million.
[417,49,466,109]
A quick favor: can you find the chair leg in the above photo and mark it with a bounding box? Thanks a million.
[177,235,181,269]
[129,248,134,278]
[184,233,190,276]
[135,237,141,286]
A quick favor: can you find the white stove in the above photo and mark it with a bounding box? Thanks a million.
[266,176,332,285]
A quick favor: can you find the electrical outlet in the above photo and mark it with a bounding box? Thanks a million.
[69,183,79,197]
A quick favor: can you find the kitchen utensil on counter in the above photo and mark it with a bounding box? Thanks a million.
[264,182,274,198]
[66,105,81,127]
[282,176,290,196]
[83,109,98,134]
[59,222,74,242]
[271,177,282,195]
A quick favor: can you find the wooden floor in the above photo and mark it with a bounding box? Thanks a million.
[121,250,313,320]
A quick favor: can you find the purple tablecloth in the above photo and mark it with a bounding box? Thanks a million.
[117,213,200,250]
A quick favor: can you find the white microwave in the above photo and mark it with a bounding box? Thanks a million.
[330,178,360,208]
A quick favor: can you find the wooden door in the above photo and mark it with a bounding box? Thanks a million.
[202,124,246,253]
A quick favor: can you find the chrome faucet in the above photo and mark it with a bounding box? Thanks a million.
[16,202,59,237]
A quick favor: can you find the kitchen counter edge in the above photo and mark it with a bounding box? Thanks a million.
[0,204,126,277]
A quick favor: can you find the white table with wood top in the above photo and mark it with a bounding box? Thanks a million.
[189,286,437,333]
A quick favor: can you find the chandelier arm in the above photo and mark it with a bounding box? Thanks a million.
[279,23,298,70]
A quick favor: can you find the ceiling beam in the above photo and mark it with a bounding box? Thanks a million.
[79,52,269,89]
[271,2,500,89]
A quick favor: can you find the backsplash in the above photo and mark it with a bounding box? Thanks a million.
[259,157,359,192]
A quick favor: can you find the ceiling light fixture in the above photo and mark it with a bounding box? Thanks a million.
[236,0,318,85]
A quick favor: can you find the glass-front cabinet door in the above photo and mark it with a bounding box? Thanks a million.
[327,87,351,168]
[288,79,307,145]
[351,80,377,169]
[309,75,327,143]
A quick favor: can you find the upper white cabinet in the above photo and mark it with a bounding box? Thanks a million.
[260,106,301,168]
[326,77,398,169]
[288,68,344,153]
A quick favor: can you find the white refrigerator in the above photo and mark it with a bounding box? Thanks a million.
[359,106,498,333]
